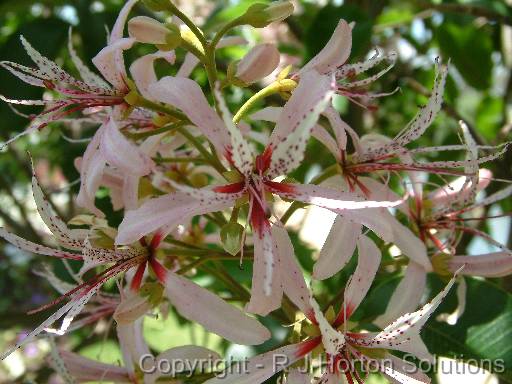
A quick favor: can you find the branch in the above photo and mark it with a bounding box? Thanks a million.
[417,1,512,26]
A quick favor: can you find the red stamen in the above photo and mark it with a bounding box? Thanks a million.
[333,304,353,328]
[131,262,147,291]
[150,232,163,250]
[295,336,322,357]
[149,258,167,283]
[256,146,272,173]
[264,180,296,194]
[213,182,246,194]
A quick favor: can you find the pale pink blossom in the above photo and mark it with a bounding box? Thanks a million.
[205,237,461,384]
[116,70,406,315]
[235,43,281,84]
[0,0,140,146]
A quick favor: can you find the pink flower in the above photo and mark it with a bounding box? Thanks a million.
[235,43,281,84]
[204,235,461,384]
[0,0,140,146]
[116,70,405,315]
[0,172,270,360]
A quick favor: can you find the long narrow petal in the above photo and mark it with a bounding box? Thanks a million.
[373,262,427,329]
[80,241,145,274]
[359,61,448,162]
[33,264,76,295]
[204,341,313,384]
[376,354,431,384]
[393,60,448,147]
[449,252,512,277]
[341,234,381,319]
[116,191,237,245]
[268,182,404,210]
[310,298,345,356]
[427,169,492,207]
[109,0,139,42]
[246,223,284,316]
[129,50,176,99]
[92,37,135,90]
[383,211,431,272]
[164,270,271,345]
[144,346,222,384]
[359,268,461,350]
[118,318,151,375]
[58,350,130,382]
[148,76,231,155]
[68,29,111,90]
[298,19,352,75]
[314,216,360,280]
[273,225,313,319]
[0,274,113,360]
[76,124,107,217]
[0,60,46,87]
[214,83,254,175]
[101,117,155,176]
[323,106,348,151]
[0,228,81,260]
[437,277,467,325]
[32,173,85,250]
[464,184,512,212]
[267,71,333,178]
[19,36,101,94]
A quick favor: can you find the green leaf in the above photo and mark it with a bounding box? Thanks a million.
[423,277,512,382]
[376,6,414,27]
[436,22,493,90]
[475,95,504,141]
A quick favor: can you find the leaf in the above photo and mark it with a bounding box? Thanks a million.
[376,6,414,27]
[475,95,504,142]
[436,22,493,90]
[423,277,512,382]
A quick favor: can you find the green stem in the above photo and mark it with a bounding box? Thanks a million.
[210,19,241,51]
[137,97,189,122]
[164,1,208,47]
[127,122,183,141]
[154,156,207,164]
[176,126,226,174]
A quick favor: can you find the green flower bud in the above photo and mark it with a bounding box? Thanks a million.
[220,222,245,256]
[241,1,294,28]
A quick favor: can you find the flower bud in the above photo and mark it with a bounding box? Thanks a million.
[235,43,280,85]
[128,16,182,49]
[241,1,294,28]
[220,222,244,256]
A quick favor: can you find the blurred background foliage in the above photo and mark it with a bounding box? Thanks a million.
[0,0,512,383]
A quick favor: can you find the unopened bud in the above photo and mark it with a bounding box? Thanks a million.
[220,222,244,256]
[235,43,280,85]
[241,1,294,28]
[128,16,181,50]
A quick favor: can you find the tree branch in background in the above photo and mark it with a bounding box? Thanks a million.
[417,1,512,26]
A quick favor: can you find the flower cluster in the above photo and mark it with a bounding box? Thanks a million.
[0,1,510,383]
